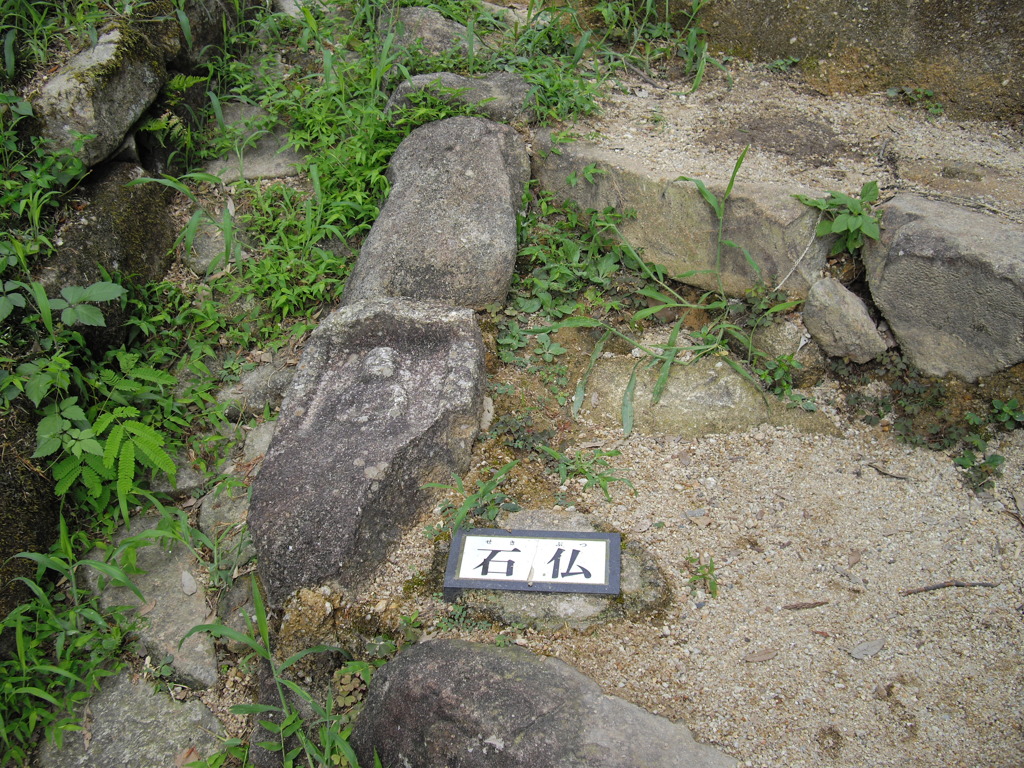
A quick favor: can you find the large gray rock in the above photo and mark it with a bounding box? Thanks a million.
[532,132,831,299]
[387,71,537,124]
[863,194,1024,380]
[802,277,887,363]
[350,639,738,768]
[35,672,223,768]
[34,29,165,167]
[342,117,529,309]
[387,6,476,57]
[249,298,485,605]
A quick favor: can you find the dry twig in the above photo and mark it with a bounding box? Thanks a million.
[900,580,998,596]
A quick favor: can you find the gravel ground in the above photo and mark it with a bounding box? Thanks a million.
[376,414,1024,768]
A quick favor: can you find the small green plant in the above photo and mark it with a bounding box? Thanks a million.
[485,409,555,453]
[991,398,1024,430]
[434,602,491,633]
[537,444,635,501]
[954,436,1005,490]
[0,516,160,764]
[755,354,816,411]
[685,552,718,598]
[182,577,367,768]
[886,86,943,116]
[767,56,800,72]
[793,181,882,256]
[424,461,521,538]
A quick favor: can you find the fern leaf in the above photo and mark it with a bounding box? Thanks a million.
[81,466,103,498]
[83,452,114,479]
[53,455,80,482]
[103,423,125,469]
[131,367,177,386]
[122,420,164,447]
[117,440,136,512]
[54,465,82,496]
[125,422,177,477]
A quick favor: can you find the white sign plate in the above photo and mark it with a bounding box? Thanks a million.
[444,529,621,595]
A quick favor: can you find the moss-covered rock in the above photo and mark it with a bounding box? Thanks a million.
[0,404,59,621]
[36,162,177,353]
[33,27,166,168]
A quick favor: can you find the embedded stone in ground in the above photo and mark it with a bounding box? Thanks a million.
[349,639,738,768]
[580,355,836,438]
[341,116,530,309]
[249,298,485,606]
[87,513,218,689]
[35,671,223,768]
[204,103,305,183]
[863,193,1024,381]
[387,71,537,124]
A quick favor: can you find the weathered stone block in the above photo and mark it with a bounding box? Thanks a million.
[803,277,887,364]
[582,355,836,437]
[350,639,738,768]
[532,132,830,299]
[863,194,1024,380]
[342,117,529,309]
[35,673,223,768]
[387,6,476,57]
[249,299,485,605]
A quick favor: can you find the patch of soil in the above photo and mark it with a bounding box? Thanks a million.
[572,61,1024,221]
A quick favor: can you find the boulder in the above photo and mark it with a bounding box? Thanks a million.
[342,117,529,309]
[34,672,223,768]
[802,277,886,363]
[249,298,485,605]
[863,194,1024,380]
[34,29,165,168]
[387,71,537,124]
[349,639,738,768]
[387,6,476,57]
[532,132,832,299]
